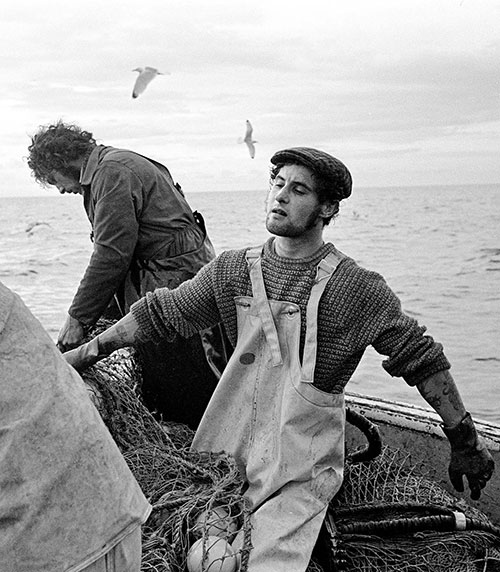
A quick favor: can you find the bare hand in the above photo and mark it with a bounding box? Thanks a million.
[57,314,85,352]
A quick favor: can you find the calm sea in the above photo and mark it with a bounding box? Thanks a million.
[1,185,499,422]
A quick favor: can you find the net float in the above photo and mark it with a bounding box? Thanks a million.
[186,535,239,572]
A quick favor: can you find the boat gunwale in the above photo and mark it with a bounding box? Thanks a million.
[346,391,500,450]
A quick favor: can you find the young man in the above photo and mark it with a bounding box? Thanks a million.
[0,281,151,571]
[64,147,495,572]
[26,121,225,428]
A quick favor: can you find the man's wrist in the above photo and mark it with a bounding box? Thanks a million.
[95,336,112,358]
[68,313,87,329]
[442,411,469,431]
[442,412,478,450]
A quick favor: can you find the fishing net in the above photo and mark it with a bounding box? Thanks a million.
[80,320,500,572]
[315,442,500,571]
[81,323,251,572]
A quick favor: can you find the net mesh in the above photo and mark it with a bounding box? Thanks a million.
[81,321,500,572]
[82,342,251,572]
[322,446,500,572]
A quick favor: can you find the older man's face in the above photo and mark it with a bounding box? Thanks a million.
[48,168,83,195]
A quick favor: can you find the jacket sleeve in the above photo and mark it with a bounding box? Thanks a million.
[69,164,141,325]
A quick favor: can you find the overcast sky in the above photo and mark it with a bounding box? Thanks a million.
[1,0,499,197]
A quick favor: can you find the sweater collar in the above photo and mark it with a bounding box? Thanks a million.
[264,237,335,266]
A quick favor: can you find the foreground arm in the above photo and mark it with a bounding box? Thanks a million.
[63,312,140,371]
[417,370,495,500]
[64,251,225,370]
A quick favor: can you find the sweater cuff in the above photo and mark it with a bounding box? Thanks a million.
[402,356,451,386]
[130,298,156,344]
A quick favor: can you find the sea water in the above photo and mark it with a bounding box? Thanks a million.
[1,184,499,422]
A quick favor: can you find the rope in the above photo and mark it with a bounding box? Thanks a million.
[336,514,500,537]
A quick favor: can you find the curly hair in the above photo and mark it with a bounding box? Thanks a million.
[27,120,96,186]
[268,164,340,226]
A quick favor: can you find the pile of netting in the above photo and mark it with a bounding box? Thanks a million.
[318,444,500,571]
[80,322,500,572]
[81,343,251,572]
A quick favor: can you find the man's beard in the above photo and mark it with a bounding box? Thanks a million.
[265,205,323,237]
[61,165,82,185]
[59,165,81,187]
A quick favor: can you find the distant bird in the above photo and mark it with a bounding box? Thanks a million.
[131,67,167,99]
[238,119,257,159]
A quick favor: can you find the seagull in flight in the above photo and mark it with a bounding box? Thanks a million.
[239,119,257,158]
[132,67,167,99]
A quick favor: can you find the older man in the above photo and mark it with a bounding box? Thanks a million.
[64,147,494,572]
[26,120,226,428]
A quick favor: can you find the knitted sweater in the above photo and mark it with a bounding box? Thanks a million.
[131,238,450,393]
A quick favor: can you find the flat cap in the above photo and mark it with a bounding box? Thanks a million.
[270,147,352,200]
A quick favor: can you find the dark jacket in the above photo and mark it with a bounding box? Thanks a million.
[69,145,215,325]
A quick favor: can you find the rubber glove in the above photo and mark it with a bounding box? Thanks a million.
[442,412,495,500]
[63,337,107,372]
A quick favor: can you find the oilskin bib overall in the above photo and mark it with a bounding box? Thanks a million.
[192,246,346,572]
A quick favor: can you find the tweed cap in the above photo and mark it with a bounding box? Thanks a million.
[270,147,352,200]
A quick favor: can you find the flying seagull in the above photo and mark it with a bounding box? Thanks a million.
[132,67,167,99]
[239,119,257,158]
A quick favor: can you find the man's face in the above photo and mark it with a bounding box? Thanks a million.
[48,167,83,195]
[265,164,324,237]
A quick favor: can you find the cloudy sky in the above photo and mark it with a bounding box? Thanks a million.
[1,0,499,197]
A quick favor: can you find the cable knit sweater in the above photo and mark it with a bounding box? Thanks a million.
[131,238,450,393]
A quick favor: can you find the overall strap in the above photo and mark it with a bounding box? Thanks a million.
[301,250,344,383]
[246,247,283,367]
